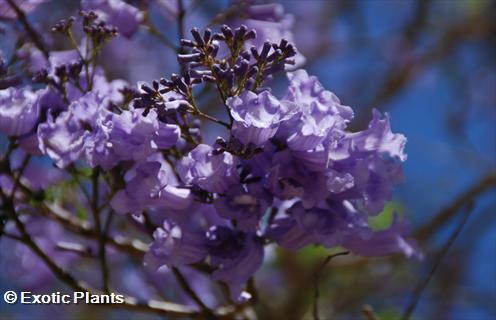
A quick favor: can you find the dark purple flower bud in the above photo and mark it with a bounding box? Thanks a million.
[234,59,249,77]
[221,25,234,40]
[212,33,225,41]
[245,29,257,40]
[203,28,212,43]
[234,25,248,42]
[152,80,159,91]
[240,50,251,60]
[81,0,143,38]
[190,27,205,47]
[177,53,202,63]
[180,39,195,47]
[247,65,259,78]
[202,75,217,83]
[141,84,155,95]
[259,41,272,61]
[160,78,172,87]
[267,49,282,62]
[250,46,260,60]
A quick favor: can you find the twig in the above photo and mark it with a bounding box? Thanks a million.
[361,304,378,320]
[351,13,494,130]
[6,0,49,59]
[313,251,350,320]
[172,266,218,319]
[90,168,110,293]
[0,189,86,292]
[415,172,496,240]
[10,154,31,200]
[401,202,474,320]
[177,0,187,75]
[0,188,222,319]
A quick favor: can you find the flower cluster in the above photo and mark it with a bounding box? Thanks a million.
[0,0,419,309]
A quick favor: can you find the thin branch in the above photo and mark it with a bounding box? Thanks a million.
[10,154,31,199]
[401,202,474,320]
[351,12,494,130]
[313,251,350,320]
[6,0,49,59]
[90,168,110,293]
[172,266,218,319]
[1,189,87,292]
[415,172,496,240]
[0,187,219,319]
[177,0,187,75]
[143,12,177,50]
[361,304,378,320]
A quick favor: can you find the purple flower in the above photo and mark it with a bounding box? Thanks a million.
[82,0,144,38]
[144,221,207,270]
[38,92,107,168]
[342,215,422,259]
[347,109,407,161]
[0,87,40,136]
[227,90,284,146]
[284,70,354,122]
[177,144,239,193]
[267,200,368,250]
[206,226,264,302]
[111,161,192,214]
[214,183,272,232]
[276,70,352,151]
[104,109,180,164]
[341,154,404,215]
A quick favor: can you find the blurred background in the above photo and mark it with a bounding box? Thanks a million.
[1,1,495,319]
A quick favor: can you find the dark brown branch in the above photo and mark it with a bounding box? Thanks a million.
[401,203,474,320]
[90,168,110,293]
[313,251,350,320]
[172,266,218,319]
[6,0,49,59]
[351,12,495,130]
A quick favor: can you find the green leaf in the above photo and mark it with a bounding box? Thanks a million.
[368,202,403,230]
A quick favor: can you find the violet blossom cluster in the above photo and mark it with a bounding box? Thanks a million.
[0,0,420,311]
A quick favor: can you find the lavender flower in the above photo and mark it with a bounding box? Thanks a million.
[144,221,207,270]
[267,200,368,250]
[342,215,422,259]
[227,90,284,146]
[105,109,180,163]
[0,1,422,312]
[277,70,353,151]
[38,92,107,168]
[111,161,191,214]
[206,226,264,301]
[214,183,272,232]
[177,144,239,193]
[347,109,407,161]
[0,87,40,136]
